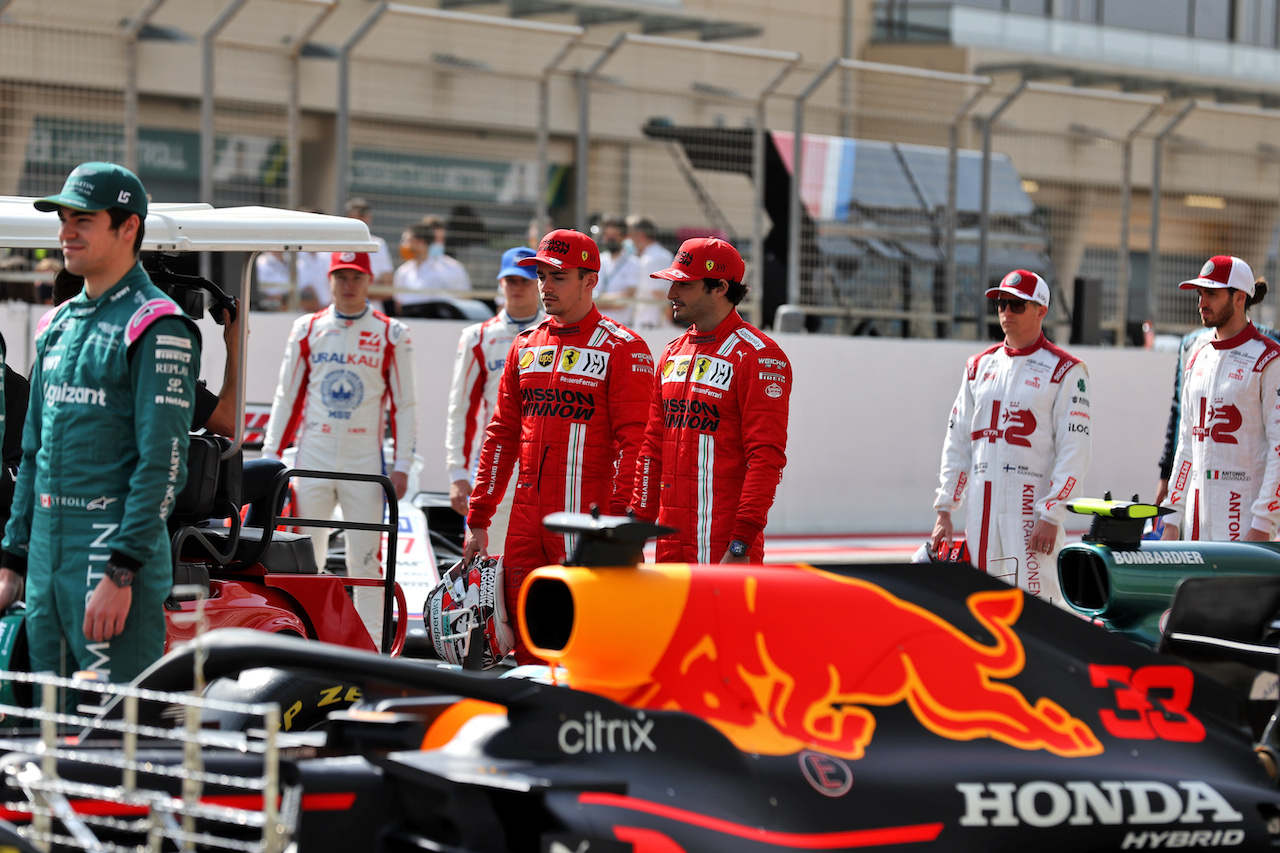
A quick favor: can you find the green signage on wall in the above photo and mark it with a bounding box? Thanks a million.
[25,118,282,185]
[350,149,542,204]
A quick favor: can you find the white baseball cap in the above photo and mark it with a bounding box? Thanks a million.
[1179,255,1256,297]
[985,270,1050,308]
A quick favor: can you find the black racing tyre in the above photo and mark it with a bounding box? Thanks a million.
[201,666,365,733]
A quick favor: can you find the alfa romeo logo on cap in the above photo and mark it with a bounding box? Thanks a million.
[340,252,355,262]
[1007,272,1022,287]
[1201,259,1216,277]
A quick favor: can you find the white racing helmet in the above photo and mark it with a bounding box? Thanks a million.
[425,555,514,669]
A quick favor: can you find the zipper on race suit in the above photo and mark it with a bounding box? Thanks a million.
[536,444,551,492]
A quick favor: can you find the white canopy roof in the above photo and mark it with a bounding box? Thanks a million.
[0,199,378,253]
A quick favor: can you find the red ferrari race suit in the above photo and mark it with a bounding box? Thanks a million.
[934,334,1091,605]
[631,310,791,563]
[445,307,545,546]
[466,307,652,649]
[262,303,417,644]
[1162,324,1280,540]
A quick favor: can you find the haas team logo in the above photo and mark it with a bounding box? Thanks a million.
[321,369,363,413]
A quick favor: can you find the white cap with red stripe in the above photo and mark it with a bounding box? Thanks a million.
[1179,255,1255,297]
[985,269,1050,307]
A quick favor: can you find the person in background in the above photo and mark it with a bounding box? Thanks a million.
[594,215,639,325]
[626,214,675,329]
[393,215,471,318]
[1153,276,1280,511]
[344,197,396,290]
[1161,256,1280,542]
[445,247,545,548]
[932,270,1091,607]
[631,237,791,564]
[261,252,417,646]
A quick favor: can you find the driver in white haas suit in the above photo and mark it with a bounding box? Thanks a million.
[932,270,1092,607]
[262,251,417,647]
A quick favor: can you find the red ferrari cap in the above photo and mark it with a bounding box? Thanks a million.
[519,229,600,272]
[652,237,746,284]
[329,251,373,276]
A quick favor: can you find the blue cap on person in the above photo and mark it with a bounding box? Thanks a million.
[34,161,148,219]
[497,246,537,281]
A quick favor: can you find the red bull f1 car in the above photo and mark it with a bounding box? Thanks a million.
[0,515,1279,852]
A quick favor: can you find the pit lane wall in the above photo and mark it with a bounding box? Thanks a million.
[0,303,1170,537]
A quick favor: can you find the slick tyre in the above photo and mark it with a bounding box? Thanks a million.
[201,667,364,732]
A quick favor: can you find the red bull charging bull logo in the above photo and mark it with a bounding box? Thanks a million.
[608,566,1102,760]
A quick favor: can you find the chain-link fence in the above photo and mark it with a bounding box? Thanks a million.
[5,4,1280,339]
[1145,101,1280,335]
[784,60,990,337]
[576,33,798,329]
[334,4,583,300]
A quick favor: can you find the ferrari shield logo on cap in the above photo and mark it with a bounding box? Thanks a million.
[705,260,715,271]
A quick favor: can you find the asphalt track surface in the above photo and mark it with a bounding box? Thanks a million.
[677,530,1095,565]
[637,533,930,565]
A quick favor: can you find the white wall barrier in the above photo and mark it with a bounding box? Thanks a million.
[0,302,1173,536]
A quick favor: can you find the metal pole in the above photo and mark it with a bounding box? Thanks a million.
[336,3,389,215]
[1115,102,1162,347]
[1118,139,1135,346]
[945,80,992,340]
[576,34,627,233]
[978,79,1026,339]
[537,76,551,228]
[537,32,583,228]
[286,3,335,213]
[1147,101,1197,334]
[574,70,589,233]
[751,57,799,328]
[840,0,854,139]
[121,0,166,174]
[200,0,249,281]
[788,58,840,309]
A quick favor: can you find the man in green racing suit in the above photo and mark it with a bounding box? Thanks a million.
[0,162,200,683]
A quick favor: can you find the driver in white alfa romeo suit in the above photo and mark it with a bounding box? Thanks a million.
[1161,255,1280,542]
[932,270,1092,606]
[262,251,417,646]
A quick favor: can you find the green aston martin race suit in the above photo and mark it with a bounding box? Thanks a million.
[2,264,200,683]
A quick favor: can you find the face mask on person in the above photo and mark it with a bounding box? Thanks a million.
[622,238,636,255]
[600,239,621,254]
[399,244,414,261]
[428,243,445,259]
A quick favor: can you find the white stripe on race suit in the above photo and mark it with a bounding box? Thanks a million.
[697,433,715,563]
[563,423,586,557]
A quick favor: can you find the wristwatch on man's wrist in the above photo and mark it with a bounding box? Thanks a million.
[728,539,749,558]
[104,562,135,589]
